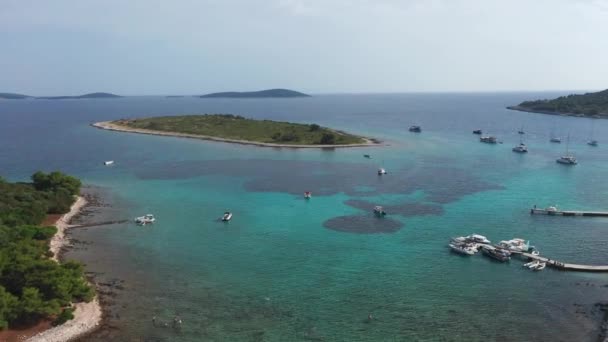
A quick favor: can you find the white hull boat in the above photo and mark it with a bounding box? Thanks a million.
[222,212,233,221]
[135,214,155,225]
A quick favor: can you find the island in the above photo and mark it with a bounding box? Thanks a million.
[0,172,99,340]
[0,92,30,99]
[508,89,608,118]
[199,88,310,98]
[37,92,122,100]
[92,114,379,148]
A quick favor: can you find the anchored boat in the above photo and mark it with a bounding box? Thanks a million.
[104,160,114,165]
[373,206,387,216]
[480,136,497,144]
[221,211,233,221]
[304,191,312,199]
[409,125,421,133]
[135,214,155,225]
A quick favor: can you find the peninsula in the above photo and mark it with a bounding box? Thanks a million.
[93,114,379,148]
[0,92,30,99]
[508,89,608,118]
[200,88,310,98]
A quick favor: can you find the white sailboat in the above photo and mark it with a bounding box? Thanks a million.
[588,120,598,146]
[556,133,577,165]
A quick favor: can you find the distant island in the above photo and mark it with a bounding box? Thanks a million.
[0,92,121,100]
[0,92,30,99]
[200,88,310,98]
[508,89,608,118]
[92,114,378,148]
[37,92,122,100]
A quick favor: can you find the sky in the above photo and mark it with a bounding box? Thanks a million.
[1,0,607,95]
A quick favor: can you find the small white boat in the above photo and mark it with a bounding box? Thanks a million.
[304,191,312,199]
[135,214,155,225]
[373,206,387,216]
[378,168,387,175]
[531,250,540,256]
[531,262,546,271]
[221,212,233,221]
[104,160,114,165]
[523,260,539,268]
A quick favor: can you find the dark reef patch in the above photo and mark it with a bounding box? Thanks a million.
[344,199,443,217]
[135,159,503,204]
[323,215,403,234]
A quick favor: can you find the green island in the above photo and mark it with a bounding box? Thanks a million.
[200,88,310,98]
[0,92,121,100]
[0,172,94,329]
[508,89,608,118]
[97,114,374,147]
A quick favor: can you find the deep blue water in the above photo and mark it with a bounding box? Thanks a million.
[1,93,608,341]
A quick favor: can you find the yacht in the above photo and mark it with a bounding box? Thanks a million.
[103,160,114,165]
[588,120,598,146]
[481,245,511,262]
[480,136,497,144]
[465,234,491,244]
[449,243,477,255]
[409,125,422,133]
[304,191,312,199]
[473,129,482,135]
[221,211,233,221]
[373,206,387,216]
[588,140,598,147]
[556,134,577,165]
[497,238,530,252]
[135,214,155,225]
[512,143,528,153]
[550,137,561,143]
[518,125,525,134]
[378,168,387,175]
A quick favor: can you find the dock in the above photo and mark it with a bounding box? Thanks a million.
[516,251,608,272]
[530,208,608,217]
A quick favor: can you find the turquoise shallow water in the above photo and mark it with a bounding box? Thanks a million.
[2,93,608,341]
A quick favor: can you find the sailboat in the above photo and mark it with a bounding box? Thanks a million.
[556,133,577,165]
[512,134,528,153]
[588,120,598,146]
[518,125,525,135]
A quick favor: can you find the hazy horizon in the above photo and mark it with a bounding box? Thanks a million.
[1,0,607,96]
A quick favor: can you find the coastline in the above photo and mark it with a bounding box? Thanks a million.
[92,121,382,148]
[28,196,103,342]
[506,105,605,119]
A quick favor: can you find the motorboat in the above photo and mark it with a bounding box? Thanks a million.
[104,160,114,165]
[221,211,233,221]
[481,245,511,262]
[588,140,598,146]
[364,154,371,158]
[378,168,387,175]
[373,206,387,216]
[304,191,312,199]
[409,125,421,133]
[512,143,528,153]
[449,243,477,256]
[497,238,530,252]
[556,155,577,165]
[480,136,497,144]
[550,137,561,143]
[473,129,482,135]
[523,260,539,268]
[135,214,155,225]
[531,250,540,256]
[465,234,491,244]
[530,262,546,271]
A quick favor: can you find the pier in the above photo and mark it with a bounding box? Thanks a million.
[530,207,608,217]
[515,251,608,272]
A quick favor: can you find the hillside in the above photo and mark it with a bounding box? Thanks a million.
[508,89,608,118]
[0,93,30,99]
[37,92,122,100]
[200,88,310,98]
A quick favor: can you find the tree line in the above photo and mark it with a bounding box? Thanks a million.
[0,172,94,329]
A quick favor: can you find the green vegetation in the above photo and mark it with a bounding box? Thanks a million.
[510,89,608,117]
[0,172,93,329]
[115,114,368,145]
[200,88,310,98]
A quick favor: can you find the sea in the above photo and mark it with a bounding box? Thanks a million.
[1,93,608,341]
